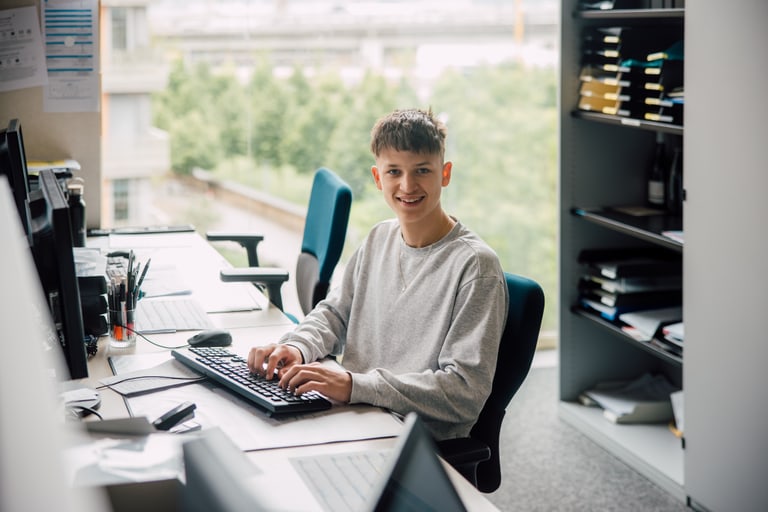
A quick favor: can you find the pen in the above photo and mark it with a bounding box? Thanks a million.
[127,251,135,295]
[131,262,141,305]
[136,257,151,293]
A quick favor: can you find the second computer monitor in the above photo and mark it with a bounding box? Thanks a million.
[28,169,88,379]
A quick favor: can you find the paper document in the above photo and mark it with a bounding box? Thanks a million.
[110,353,403,450]
[65,433,186,487]
[0,7,48,92]
[42,0,100,112]
[126,384,403,451]
[139,265,193,298]
[101,358,204,396]
[619,306,682,341]
[108,232,198,249]
[583,373,679,424]
[196,281,266,313]
[662,321,684,343]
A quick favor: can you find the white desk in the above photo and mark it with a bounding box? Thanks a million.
[78,231,499,511]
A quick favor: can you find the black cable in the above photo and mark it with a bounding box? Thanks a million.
[94,374,206,392]
[69,405,103,420]
[122,325,191,350]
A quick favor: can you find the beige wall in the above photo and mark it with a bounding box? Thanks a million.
[0,0,102,228]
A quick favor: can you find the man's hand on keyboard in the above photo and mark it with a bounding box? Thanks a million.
[248,343,303,380]
[278,362,353,404]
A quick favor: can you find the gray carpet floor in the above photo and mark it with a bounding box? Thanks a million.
[484,364,689,511]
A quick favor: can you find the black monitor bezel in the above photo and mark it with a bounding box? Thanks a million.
[0,119,32,242]
[29,169,88,379]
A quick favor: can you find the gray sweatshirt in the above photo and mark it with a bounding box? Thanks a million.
[279,218,508,440]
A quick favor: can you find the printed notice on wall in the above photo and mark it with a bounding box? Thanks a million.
[42,0,100,113]
[0,6,49,93]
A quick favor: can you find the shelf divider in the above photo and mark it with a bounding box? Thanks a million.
[573,207,683,252]
[577,8,685,21]
[572,306,683,366]
[572,111,683,136]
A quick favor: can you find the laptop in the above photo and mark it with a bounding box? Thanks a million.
[370,411,468,511]
[181,413,467,512]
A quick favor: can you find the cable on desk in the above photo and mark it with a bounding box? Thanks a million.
[68,405,103,420]
[94,374,206,393]
[122,325,191,350]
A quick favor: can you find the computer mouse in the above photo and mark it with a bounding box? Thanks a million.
[187,329,232,347]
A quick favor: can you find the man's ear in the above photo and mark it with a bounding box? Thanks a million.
[371,165,382,190]
[442,161,453,186]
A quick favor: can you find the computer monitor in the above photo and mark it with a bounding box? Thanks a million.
[182,428,266,512]
[0,118,32,242]
[28,169,88,379]
[0,176,108,512]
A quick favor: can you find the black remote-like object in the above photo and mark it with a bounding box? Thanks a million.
[152,401,197,431]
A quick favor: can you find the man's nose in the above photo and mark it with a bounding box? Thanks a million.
[400,173,416,192]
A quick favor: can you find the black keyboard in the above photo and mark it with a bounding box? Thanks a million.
[171,347,332,415]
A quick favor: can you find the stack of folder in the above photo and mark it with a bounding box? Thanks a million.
[578,27,637,117]
[622,40,684,124]
[579,373,680,424]
[577,248,682,323]
[74,248,109,337]
[577,26,683,124]
[655,321,684,356]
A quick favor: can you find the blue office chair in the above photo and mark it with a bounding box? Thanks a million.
[437,272,545,493]
[207,167,352,319]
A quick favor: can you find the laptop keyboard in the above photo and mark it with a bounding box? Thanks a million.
[171,347,332,415]
[290,449,391,512]
[137,298,214,332]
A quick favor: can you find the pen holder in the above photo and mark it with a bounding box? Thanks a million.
[109,304,137,348]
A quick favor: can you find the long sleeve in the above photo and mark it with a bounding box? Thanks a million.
[279,219,508,440]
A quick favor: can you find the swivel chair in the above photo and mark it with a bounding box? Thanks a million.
[207,167,352,319]
[437,272,545,493]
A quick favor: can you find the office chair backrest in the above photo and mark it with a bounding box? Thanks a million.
[472,272,544,493]
[296,167,352,315]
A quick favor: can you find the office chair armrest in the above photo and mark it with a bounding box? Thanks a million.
[436,437,491,488]
[206,232,264,267]
[437,437,491,466]
[220,268,289,310]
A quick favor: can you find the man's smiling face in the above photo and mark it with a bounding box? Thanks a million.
[371,148,452,230]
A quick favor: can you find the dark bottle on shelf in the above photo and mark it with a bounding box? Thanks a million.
[647,132,666,208]
[666,146,683,215]
[67,179,87,247]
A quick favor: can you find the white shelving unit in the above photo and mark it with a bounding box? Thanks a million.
[559,2,768,509]
[558,0,686,502]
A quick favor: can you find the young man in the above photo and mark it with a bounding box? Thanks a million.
[248,108,508,440]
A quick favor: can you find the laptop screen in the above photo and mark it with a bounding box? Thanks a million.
[367,413,467,512]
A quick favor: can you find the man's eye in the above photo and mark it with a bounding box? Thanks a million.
[417,168,431,174]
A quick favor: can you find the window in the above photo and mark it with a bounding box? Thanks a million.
[103,0,559,345]
[113,179,129,222]
[111,7,127,51]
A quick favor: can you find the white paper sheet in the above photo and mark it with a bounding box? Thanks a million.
[0,6,48,92]
[42,0,100,112]
[110,353,403,451]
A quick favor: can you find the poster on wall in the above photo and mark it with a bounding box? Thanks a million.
[42,0,100,113]
[0,6,49,93]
